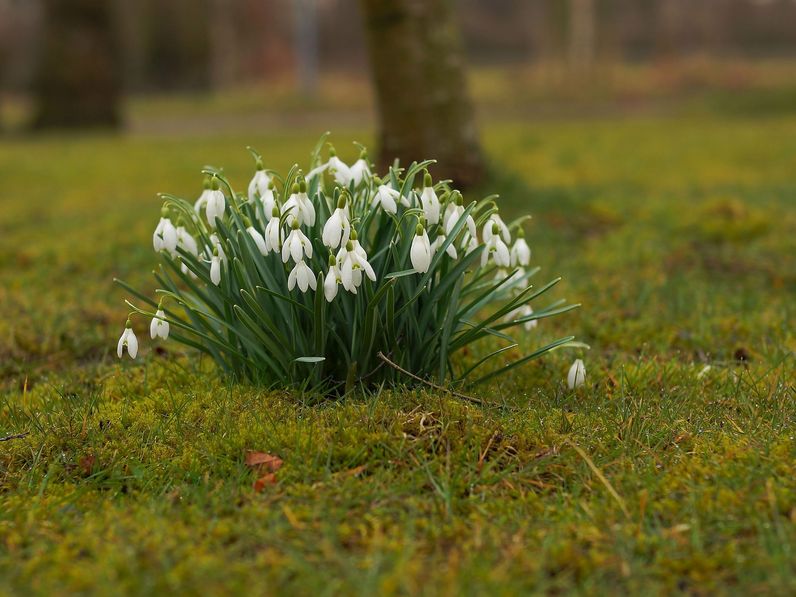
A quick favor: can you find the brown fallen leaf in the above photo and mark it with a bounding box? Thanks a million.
[253,473,277,492]
[245,451,283,473]
[79,454,96,475]
[339,464,368,478]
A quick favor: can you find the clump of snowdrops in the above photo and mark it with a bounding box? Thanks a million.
[116,136,582,391]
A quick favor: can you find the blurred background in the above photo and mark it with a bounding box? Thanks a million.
[0,0,794,386]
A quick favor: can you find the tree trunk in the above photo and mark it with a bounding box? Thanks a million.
[568,0,595,72]
[359,0,485,188]
[33,0,121,129]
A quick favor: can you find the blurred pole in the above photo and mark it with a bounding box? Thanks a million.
[293,0,318,97]
[359,0,484,187]
[568,0,595,72]
[32,0,122,129]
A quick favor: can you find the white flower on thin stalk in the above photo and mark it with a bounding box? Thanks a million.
[324,255,341,302]
[150,308,169,340]
[264,207,282,253]
[205,179,226,228]
[153,213,177,254]
[410,224,434,273]
[117,321,138,359]
[205,234,226,262]
[420,172,441,225]
[336,235,376,292]
[210,247,222,286]
[444,191,477,240]
[194,177,214,213]
[431,227,457,259]
[247,163,271,203]
[567,359,586,389]
[281,180,316,227]
[327,147,352,186]
[510,231,531,267]
[282,221,313,263]
[483,213,511,244]
[247,224,268,256]
[461,231,479,256]
[175,226,198,257]
[349,154,371,186]
[288,260,317,293]
[481,223,510,267]
[504,304,537,331]
[371,181,402,215]
[322,194,351,248]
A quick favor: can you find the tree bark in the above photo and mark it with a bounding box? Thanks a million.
[359,0,485,188]
[32,0,122,129]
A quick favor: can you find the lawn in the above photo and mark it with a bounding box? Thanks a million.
[1,110,795,594]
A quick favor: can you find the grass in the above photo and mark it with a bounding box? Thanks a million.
[1,105,795,594]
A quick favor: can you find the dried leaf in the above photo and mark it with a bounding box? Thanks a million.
[79,454,96,475]
[245,451,283,473]
[253,473,277,492]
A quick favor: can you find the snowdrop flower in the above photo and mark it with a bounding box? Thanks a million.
[247,162,271,203]
[205,178,226,228]
[410,224,434,273]
[504,304,537,331]
[420,172,441,225]
[444,191,477,240]
[337,235,376,292]
[116,320,138,359]
[481,223,510,267]
[288,260,317,293]
[153,211,177,254]
[282,220,313,263]
[371,179,402,214]
[322,194,351,248]
[175,226,198,256]
[327,147,352,186]
[567,359,586,389]
[246,222,268,256]
[349,152,371,186]
[210,247,222,286]
[194,177,213,213]
[510,230,531,267]
[324,255,341,302]
[483,212,511,244]
[264,207,282,253]
[461,231,479,255]
[150,307,169,340]
[431,227,457,259]
[281,180,316,227]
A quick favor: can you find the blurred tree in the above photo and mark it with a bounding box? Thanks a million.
[33,0,121,129]
[293,0,318,96]
[359,0,484,187]
[568,0,595,72]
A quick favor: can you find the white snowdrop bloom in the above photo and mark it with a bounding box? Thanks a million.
[483,213,511,244]
[153,215,177,254]
[371,183,402,214]
[322,195,351,248]
[247,167,271,203]
[327,153,352,186]
[175,226,198,256]
[337,238,376,292]
[210,250,222,286]
[180,261,198,279]
[420,173,441,225]
[264,207,282,253]
[504,266,526,287]
[116,322,138,359]
[259,185,277,222]
[324,256,341,302]
[247,226,268,256]
[282,222,313,263]
[504,304,537,331]
[510,234,531,267]
[410,225,434,273]
[287,260,317,293]
[205,234,226,262]
[461,231,479,255]
[150,309,169,340]
[194,178,213,213]
[281,181,316,227]
[205,182,226,228]
[481,223,510,268]
[349,157,371,186]
[444,192,477,240]
[567,359,586,389]
[431,229,457,259]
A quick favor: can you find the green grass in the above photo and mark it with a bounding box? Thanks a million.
[1,111,795,595]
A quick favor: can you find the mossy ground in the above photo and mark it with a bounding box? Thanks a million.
[1,99,795,594]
